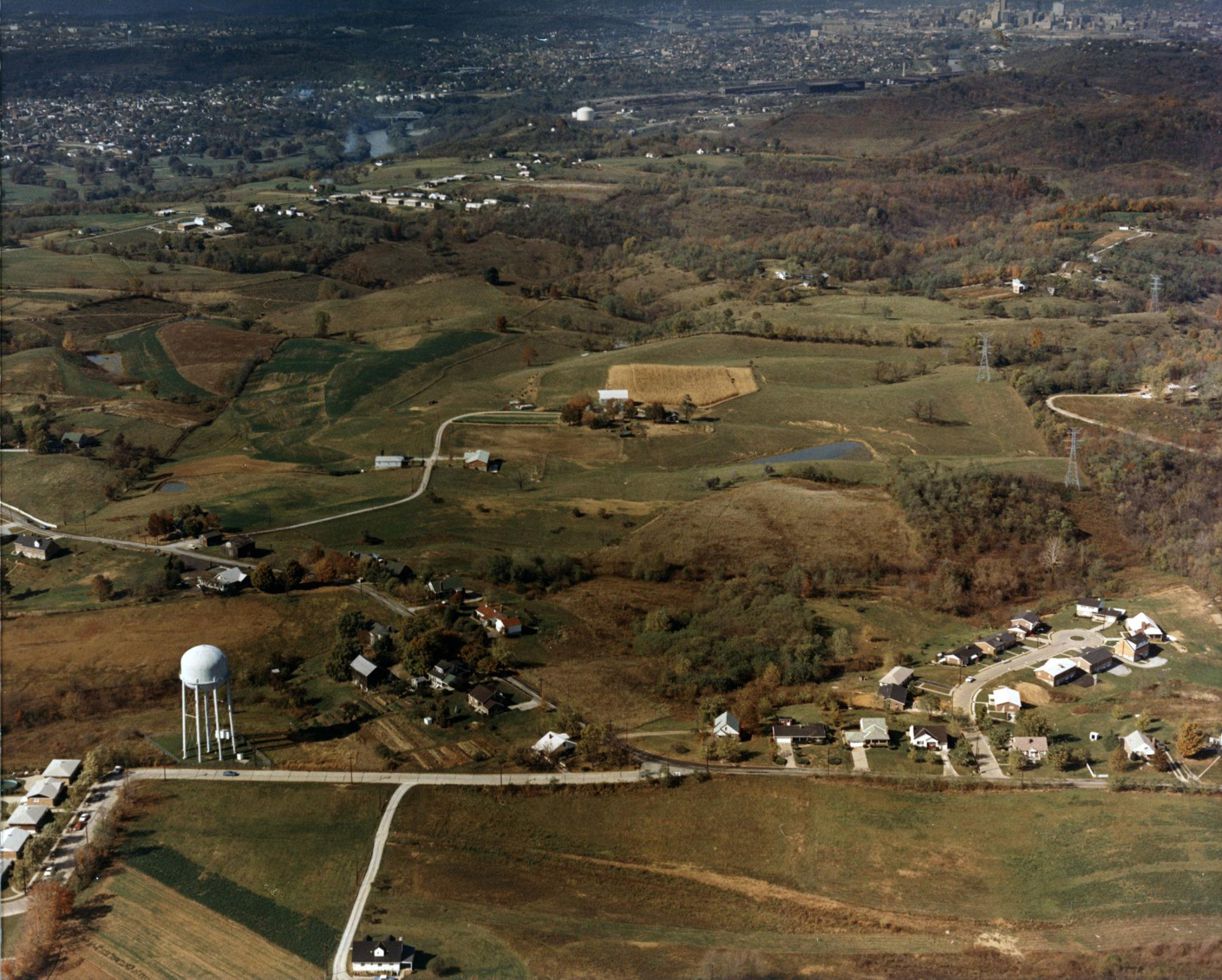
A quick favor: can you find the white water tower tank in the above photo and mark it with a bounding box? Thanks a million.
[572,106,595,123]
[180,644,238,763]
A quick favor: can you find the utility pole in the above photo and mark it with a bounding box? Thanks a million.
[976,333,991,382]
[1150,274,1161,313]
[1064,427,1082,490]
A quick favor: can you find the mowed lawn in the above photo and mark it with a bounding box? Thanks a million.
[368,780,1222,976]
[103,782,392,967]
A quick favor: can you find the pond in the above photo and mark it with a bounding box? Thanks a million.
[752,441,869,465]
[159,480,189,493]
[86,352,123,374]
[1,779,22,793]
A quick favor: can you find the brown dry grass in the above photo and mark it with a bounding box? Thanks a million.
[605,363,758,406]
[157,321,278,395]
[1015,681,1052,706]
[61,869,314,980]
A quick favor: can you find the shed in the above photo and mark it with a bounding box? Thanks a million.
[13,535,61,561]
[43,759,82,782]
[350,654,384,691]
[463,449,491,471]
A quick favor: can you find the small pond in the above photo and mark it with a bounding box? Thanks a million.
[752,441,869,466]
[86,352,123,374]
[159,481,189,493]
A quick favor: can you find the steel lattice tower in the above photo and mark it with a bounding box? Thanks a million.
[976,334,992,382]
[1064,428,1082,490]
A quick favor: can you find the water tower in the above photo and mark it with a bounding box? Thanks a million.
[180,644,238,762]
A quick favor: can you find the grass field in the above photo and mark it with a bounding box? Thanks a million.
[71,782,392,969]
[605,362,758,406]
[1055,394,1220,454]
[157,320,278,395]
[367,780,1222,977]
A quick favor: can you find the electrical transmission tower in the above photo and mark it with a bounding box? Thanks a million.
[1064,427,1082,490]
[976,333,992,382]
[1150,274,1162,313]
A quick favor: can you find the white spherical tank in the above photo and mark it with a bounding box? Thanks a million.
[572,106,595,123]
[180,643,229,691]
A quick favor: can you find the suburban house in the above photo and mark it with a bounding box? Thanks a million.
[474,604,523,636]
[1076,598,1126,623]
[1124,613,1165,640]
[937,645,979,667]
[878,683,910,711]
[382,559,413,582]
[0,827,31,860]
[349,654,384,691]
[6,804,51,832]
[350,936,416,976]
[22,778,65,806]
[426,577,464,600]
[907,724,949,751]
[43,759,81,782]
[845,718,890,749]
[367,622,394,649]
[223,534,256,559]
[428,659,469,692]
[463,449,491,471]
[1034,656,1081,686]
[1123,730,1158,760]
[467,684,507,716]
[374,455,407,469]
[1117,632,1152,661]
[1073,646,1115,675]
[771,723,829,746]
[712,710,742,739]
[13,535,61,561]
[197,566,248,596]
[1011,736,1049,762]
[975,631,1018,657]
[987,686,1022,719]
[532,731,577,758]
[879,665,913,688]
[1009,610,1044,635]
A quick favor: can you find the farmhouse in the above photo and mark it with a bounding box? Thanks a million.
[907,724,949,751]
[198,566,248,595]
[61,431,99,450]
[467,684,506,716]
[771,723,829,746]
[879,665,913,687]
[23,778,65,806]
[474,604,523,636]
[845,717,889,749]
[197,530,224,547]
[1034,656,1081,687]
[712,710,741,739]
[13,535,61,561]
[532,731,576,758]
[427,576,464,599]
[428,659,469,691]
[374,455,406,469]
[350,655,384,691]
[43,759,81,782]
[350,936,415,976]
[1123,730,1158,760]
[598,388,631,405]
[1009,610,1044,635]
[0,827,31,860]
[223,535,256,559]
[1073,646,1115,675]
[975,631,1018,657]
[878,682,910,711]
[1117,631,1152,661]
[938,644,979,667]
[1075,598,1125,623]
[987,686,1022,719]
[1124,613,1165,640]
[1011,736,1048,762]
[6,804,51,832]
[463,449,491,471]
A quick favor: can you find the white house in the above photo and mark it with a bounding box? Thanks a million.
[5,804,51,832]
[350,936,415,975]
[712,710,741,739]
[532,731,576,757]
[1011,278,1028,294]
[1034,656,1080,687]
[845,717,889,749]
[907,724,949,751]
[0,827,32,860]
[1010,736,1048,762]
[374,455,406,469]
[43,759,81,782]
[23,778,65,807]
[987,686,1022,719]
[1123,730,1158,760]
[879,665,913,687]
[597,388,631,405]
[1124,613,1165,640]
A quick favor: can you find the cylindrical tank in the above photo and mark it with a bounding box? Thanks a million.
[573,106,595,123]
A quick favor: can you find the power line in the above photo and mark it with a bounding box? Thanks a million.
[1064,427,1082,490]
[1149,274,1161,313]
[976,333,991,382]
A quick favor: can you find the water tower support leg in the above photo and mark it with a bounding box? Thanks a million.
[213,688,223,760]
[194,688,203,762]
[203,691,212,756]
[181,683,187,759]
[225,686,237,757]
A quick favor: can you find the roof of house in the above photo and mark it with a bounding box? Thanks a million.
[429,658,467,678]
[879,665,913,687]
[980,630,1015,648]
[468,683,501,707]
[1011,610,1041,624]
[771,723,828,739]
[1,827,31,853]
[1036,656,1079,676]
[532,731,576,755]
[909,724,949,743]
[350,655,380,678]
[1011,736,1048,753]
[23,778,64,800]
[463,449,491,464]
[1076,646,1114,666]
[1121,630,1150,646]
[879,682,909,705]
[227,534,254,547]
[14,535,53,550]
[943,644,978,661]
[369,622,392,638]
[429,576,464,593]
[988,686,1021,706]
[713,710,741,731]
[6,804,50,827]
[43,759,81,780]
[859,717,888,737]
[1123,730,1157,754]
[350,937,413,965]
[1124,613,1162,635]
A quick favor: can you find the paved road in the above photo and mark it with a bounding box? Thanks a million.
[1046,392,1205,456]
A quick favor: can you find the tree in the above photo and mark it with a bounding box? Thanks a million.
[560,394,590,426]
[1109,744,1131,774]
[1176,721,1207,759]
[521,343,538,367]
[494,314,508,333]
[314,310,331,337]
[1016,710,1052,738]
[1048,745,1077,771]
[147,510,175,538]
[91,574,114,602]
[1150,746,1173,772]
[680,394,696,421]
[251,561,283,593]
[483,266,500,286]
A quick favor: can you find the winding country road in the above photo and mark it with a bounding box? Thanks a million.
[1046,392,1205,456]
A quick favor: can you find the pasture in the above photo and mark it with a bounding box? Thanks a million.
[605,362,757,406]
[157,320,278,396]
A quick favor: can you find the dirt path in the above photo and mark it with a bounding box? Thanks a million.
[1046,393,1204,456]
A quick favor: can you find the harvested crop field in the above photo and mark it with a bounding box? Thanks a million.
[605,363,757,406]
[158,320,279,395]
[64,869,316,980]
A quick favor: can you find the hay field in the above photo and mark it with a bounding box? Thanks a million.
[605,363,758,406]
[64,870,316,980]
[158,321,278,395]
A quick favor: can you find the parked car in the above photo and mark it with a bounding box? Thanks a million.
[222,770,239,777]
